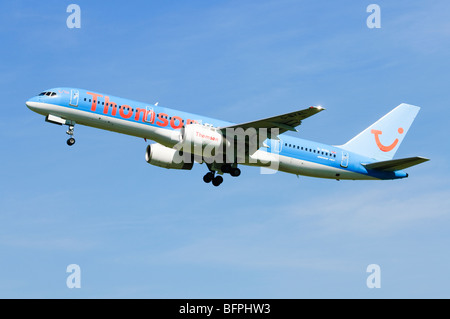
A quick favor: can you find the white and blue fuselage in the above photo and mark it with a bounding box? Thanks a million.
[27,87,426,184]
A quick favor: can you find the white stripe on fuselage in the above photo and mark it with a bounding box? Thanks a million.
[250,150,376,180]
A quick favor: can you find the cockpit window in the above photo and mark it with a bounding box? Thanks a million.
[39,91,57,97]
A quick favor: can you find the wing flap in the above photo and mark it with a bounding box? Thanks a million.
[362,156,430,171]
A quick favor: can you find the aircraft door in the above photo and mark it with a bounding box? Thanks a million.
[340,151,349,168]
[270,138,283,154]
[69,89,79,107]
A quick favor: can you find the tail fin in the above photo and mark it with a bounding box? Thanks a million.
[340,103,420,161]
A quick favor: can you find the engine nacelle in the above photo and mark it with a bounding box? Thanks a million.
[145,143,193,170]
[180,124,225,157]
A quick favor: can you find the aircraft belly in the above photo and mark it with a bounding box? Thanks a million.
[249,150,375,180]
[285,155,376,180]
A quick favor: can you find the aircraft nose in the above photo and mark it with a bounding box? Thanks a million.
[26,96,40,110]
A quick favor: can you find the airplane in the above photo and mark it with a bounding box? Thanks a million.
[26,87,429,186]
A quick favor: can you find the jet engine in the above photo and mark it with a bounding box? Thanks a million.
[145,143,193,170]
[179,124,226,157]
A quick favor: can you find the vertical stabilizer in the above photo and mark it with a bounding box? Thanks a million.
[340,104,420,161]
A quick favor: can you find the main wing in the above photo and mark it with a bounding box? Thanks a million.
[219,106,324,135]
[217,106,325,159]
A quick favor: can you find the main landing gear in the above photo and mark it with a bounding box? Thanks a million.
[220,163,241,177]
[66,124,76,146]
[203,164,241,187]
[203,172,223,187]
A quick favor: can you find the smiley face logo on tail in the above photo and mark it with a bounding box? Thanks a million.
[371,128,404,152]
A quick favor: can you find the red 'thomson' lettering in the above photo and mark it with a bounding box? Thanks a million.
[86,93,197,128]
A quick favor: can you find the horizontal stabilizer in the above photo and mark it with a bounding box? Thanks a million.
[362,156,429,171]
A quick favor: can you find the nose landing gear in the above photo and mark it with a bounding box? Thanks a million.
[67,137,75,146]
[66,125,76,146]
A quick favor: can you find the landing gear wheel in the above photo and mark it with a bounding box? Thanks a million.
[67,137,76,146]
[212,175,223,187]
[65,123,76,146]
[230,167,241,177]
[221,164,232,174]
[203,172,214,183]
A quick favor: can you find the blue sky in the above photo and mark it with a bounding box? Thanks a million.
[1,0,449,298]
